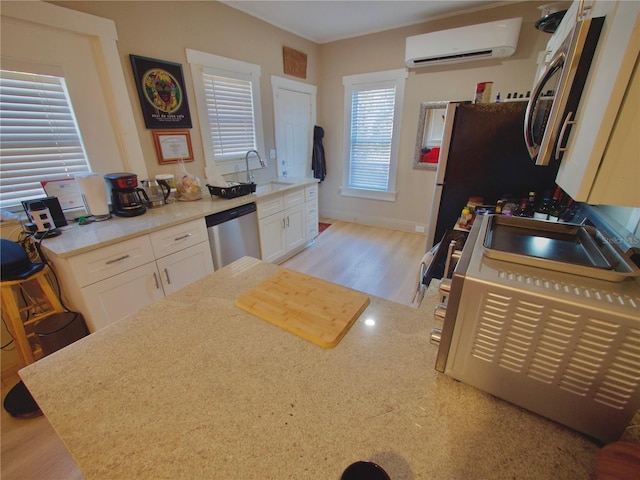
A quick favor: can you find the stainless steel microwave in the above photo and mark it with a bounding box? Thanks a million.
[524,15,605,166]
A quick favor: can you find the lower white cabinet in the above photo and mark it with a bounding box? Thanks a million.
[258,213,287,262]
[46,218,213,332]
[257,187,310,263]
[80,262,165,331]
[305,184,319,241]
[155,242,213,296]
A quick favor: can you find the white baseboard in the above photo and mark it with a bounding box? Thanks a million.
[320,208,426,235]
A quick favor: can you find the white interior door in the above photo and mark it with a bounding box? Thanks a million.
[272,77,317,178]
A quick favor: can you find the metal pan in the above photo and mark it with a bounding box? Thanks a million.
[482,215,640,282]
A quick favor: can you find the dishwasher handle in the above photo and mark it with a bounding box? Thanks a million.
[205,202,257,228]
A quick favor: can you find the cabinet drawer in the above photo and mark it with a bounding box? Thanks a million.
[69,235,155,287]
[305,184,318,202]
[305,201,318,219]
[306,223,319,240]
[149,218,207,258]
[284,188,305,209]
[257,195,284,219]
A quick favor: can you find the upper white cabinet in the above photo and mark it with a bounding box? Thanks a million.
[553,0,640,206]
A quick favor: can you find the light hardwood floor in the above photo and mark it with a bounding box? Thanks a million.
[282,218,427,306]
[1,219,427,479]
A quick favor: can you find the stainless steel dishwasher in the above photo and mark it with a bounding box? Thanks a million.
[205,202,261,269]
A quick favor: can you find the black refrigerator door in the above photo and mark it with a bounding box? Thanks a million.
[432,102,560,248]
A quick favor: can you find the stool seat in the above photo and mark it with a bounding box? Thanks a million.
[1,265,64,365]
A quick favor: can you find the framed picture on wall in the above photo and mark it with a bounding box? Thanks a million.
[130,54,192,129]
[152,130,194,164]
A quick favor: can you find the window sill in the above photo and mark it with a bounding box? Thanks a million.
[340,186,396,202]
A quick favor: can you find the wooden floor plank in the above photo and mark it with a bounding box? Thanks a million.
[282,218,427,306]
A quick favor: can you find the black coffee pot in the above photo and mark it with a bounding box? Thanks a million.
[104,173,149,217]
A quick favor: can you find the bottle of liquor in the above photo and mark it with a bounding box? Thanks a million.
[516,194,534,217]
[533,198,549,220]
[517,191,535,217]
[547,187,563,222]
[533,190,552,220]
[560,198,577,222]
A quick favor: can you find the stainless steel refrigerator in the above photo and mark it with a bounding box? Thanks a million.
[425,101,561,249]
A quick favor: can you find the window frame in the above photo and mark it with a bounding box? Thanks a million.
[0,0,147,214]
[186,49,265,176]
[0,68,92,211]
[341,68,407,202]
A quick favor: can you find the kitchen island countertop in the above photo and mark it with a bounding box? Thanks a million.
[19,257,600,479]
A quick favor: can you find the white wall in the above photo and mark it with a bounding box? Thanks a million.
[316,2,551,233]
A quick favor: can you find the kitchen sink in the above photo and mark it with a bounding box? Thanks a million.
[255,181,294,195]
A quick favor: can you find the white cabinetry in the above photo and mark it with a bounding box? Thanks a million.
[552,0,640,206]
[305,184,319,241]
[258,185,316,263]
[49,218,213,332]
[149,220,213,296]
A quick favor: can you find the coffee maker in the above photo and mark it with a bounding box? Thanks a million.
[104,173,149,217]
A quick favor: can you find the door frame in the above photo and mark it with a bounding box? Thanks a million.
[271,76,317,178]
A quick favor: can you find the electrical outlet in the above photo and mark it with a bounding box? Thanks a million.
[269,149,276,160]
[415,225,425,233]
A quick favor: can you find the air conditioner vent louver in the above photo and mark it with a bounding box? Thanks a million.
[412,50,493,65]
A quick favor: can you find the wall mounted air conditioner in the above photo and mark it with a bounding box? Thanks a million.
[405,17,522,68]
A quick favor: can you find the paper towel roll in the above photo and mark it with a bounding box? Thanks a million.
[75,173,110,217]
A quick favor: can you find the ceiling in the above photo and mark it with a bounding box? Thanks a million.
[221,1,512,44]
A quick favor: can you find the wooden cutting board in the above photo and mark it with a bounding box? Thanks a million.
[235,269,370,348]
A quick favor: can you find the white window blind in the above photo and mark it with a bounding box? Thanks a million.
[0,70,90,210]
[202,73,257,162]
[349,86,396,191]
[341,69,406,202]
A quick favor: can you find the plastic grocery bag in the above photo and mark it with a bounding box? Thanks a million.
[175,160,202,201]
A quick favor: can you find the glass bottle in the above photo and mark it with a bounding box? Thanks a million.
[533,191,552,220]
[517,191,535,217]
[547,187,562,222]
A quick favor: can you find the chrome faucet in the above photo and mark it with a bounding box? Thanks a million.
[245,149,265,183]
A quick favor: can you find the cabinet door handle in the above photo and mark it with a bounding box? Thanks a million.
[105,254,130,265]
[282,218,286,229]
[164,268,171,285]
[286,216,290,227]
[153,272,161,289]
[174,233,192,242]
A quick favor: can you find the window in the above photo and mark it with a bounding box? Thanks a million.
[0,69,90,211]
[342,69,407,202]
[186,49,265,175]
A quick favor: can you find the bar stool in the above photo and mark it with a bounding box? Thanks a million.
[1,264,65,365]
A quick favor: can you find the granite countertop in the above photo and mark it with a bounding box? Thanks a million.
[19,257,599,479]
[41,178,317,258]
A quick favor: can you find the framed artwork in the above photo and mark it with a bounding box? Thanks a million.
[130,54,192,129]
[283,46,307,79]
[152,129,194,164]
